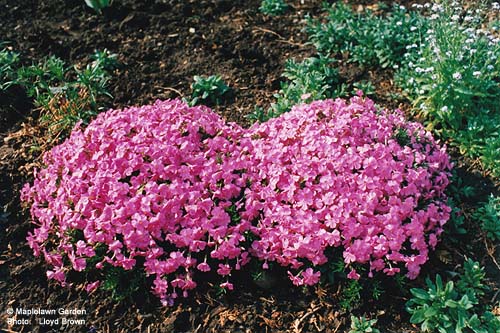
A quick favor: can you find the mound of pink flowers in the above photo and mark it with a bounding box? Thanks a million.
[245,95,451,284]
[21,95,452,304]
[21,100,255,305]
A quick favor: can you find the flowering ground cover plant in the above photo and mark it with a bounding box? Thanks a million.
[21,100,256,305]
[246,94,452,284]
[21,96,452,304]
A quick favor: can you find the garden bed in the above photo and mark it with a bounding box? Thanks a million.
[1,0,499,332]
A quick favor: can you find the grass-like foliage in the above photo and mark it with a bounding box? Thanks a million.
[21,97,452,304]
[407,259,500,333]
[248,56,347,122]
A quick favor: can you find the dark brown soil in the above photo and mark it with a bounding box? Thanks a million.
[0,1,498,333]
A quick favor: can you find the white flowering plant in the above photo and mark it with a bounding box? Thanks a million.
[397,0,500,177]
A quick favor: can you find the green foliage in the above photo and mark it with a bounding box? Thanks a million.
[447,171,477,201]
[84,0,111,14]
[246,106,274,123]
[259,0,288,16]
[0,46,19,90]
[340,279,362,310]
[252,3,430,124]
[271,56,343,114]
[396,0,500,177]
[445,199,467,238]
[101,266,146,301]
[306,3,425,68]
[456,259,487,302]
[370,280,384,301]
[248,56,346,122]
[443,172,476,239]
[5,49,115,142]
[190,75,230,106]
[473,195,500,241]
[91,48,119,72]
[349,316,380,333]
[352,81,375,96]
[406,259,499,333]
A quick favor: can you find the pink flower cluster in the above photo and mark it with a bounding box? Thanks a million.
[245,96,451,283]
[21,100,254,305]
[21,96,452,304]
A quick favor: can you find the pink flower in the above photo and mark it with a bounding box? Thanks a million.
[85,281,100,293]
[287,271,303,286]
[217,264,231,276]
[108,240,122,252]
[197,262,211,272]
[302,268,321,285]
[347,269,360,280]
[220,282,234,290]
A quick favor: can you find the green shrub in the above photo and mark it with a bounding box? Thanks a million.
[352,80,375,96]
[248,56,346,122]
[407,259,499,333]
[6,49,115,143]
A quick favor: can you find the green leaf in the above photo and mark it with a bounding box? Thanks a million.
[424,306,438,318]
[437,327,448,333]
[411,288,430,300]
[445,300,458,308]
[421,320,430,332]
[436,274,443,291]
[410,310,426,324]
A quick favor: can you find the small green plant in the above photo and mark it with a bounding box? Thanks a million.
[340,279,363,310]
[249,56,346,122]
[443,172,476,239]
[0,46,19,90]
[407,259,499,333]
[91,48,119,71]
[445,199,467,239]
[5,49,116,143]
[259,0,288,16]
[370,280,384,301]
[456,259,487,302]
[474,194,500,241]
[352,81,375,96]
[84,0,111,14]
[101,266,147,301]
[190,75,230,106]
[349,316,380,333]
